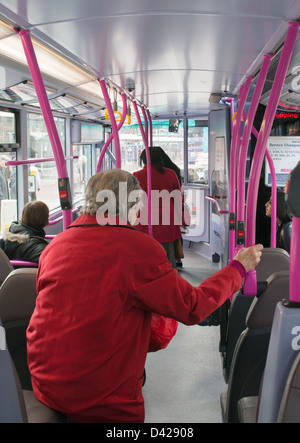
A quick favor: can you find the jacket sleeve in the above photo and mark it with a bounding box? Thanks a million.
[130,265,242,325]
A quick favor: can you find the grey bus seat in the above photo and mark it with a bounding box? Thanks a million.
[222,248,290,383]
[221,270,290,422]
[0,268,38,390]
[277,351,300,423]
[0,347,71,423]
[0,248,13,286]
[239,352,300,423]
[255,247,290,282]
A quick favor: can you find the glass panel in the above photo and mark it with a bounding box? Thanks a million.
[27,113,66,211]
[0,110,16,143]
[0,152,17,231]
[187,120,208,184]
[72,144,92,197]
[119,120,184,174]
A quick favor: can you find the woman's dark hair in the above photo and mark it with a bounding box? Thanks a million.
[276,189,292,223]
[153,146,182,184]
[139,146,164,172]
[21,201,49,229]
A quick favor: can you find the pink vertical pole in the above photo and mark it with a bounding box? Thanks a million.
[290,218,300,302]
[99,79,121,169]
[17,29,72,229]
[132,100,153,237]
[244,21,300,295]
[265,149,277,248]
[229,77,252,260]
[236,55,272,251]
[141,106,148,146]
[146,109,153,146]
[96,93,127,173]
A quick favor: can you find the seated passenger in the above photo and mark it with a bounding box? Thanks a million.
[1,200,49,264]
[265,189,292,253]
[27,169,263,423]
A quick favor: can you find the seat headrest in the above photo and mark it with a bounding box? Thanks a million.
[0,268,38,323]
[246,270,290,329]
[255,248,290,282]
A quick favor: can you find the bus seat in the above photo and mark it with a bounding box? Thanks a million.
[0,268,38,390]
[255,247,290,282]
[277,351,300,423]
[239,351,300,423]
[0,248,13,285]
[222,248,290,383]
[1,349,71,423]
[221,270,289,422]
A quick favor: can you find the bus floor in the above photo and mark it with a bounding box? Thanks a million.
[143,249,227,423]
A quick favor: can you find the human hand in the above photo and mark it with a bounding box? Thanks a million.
[233,244,263,273]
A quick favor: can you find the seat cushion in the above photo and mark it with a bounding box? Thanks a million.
[23,390,71,423]
[237,396,258,423]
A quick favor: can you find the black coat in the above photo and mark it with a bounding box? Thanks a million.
[1,221,48,263]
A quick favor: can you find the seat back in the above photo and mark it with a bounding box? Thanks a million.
[255,248,290,281]
[277,349,300,422]
[222,271,290,422]
[0,248,13,286]
[221,248,290,382]
[0,319,27,423]
[0,268,38,390]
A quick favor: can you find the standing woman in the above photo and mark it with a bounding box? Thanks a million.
[133,146,183,268]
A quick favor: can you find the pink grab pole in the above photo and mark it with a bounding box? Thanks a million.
[17,29,72,229]
[236,55,272,251]
[99,79,122,169]
[96,93,127,173]
[132,100,153,237]
[146,109,153,146]
[244,21,300,295]
[229,77,252,260]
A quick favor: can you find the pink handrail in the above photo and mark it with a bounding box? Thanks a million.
[229,77,252,260]
[236,55,272,252]
[6,156,78,166]
[16,28,72,230]
[10,260,38,267]
[99,79,122,169]
[132,100,153,237]
[96,93,127,173]
[244,21,300,295]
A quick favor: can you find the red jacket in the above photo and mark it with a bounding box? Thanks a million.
[133,166,182,243]
[27,214,242,423]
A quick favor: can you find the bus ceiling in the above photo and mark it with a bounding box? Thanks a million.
[0,2,299,119]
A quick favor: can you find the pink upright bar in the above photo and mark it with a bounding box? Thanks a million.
[229,77,252,260]
[96,93,127,173]
[99,79,122,169]
[244,22,300,295]
[265,149,277,248]
[132,100,153,237]
[236,55,272,250]
[141,106,148,146]
[17,29,72,229]
[146,108,153,146]
[290,217,300,302]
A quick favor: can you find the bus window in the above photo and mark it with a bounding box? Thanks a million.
[72,144,92,198]
[187,120,208,184]
[0,152,17,232]
[27,113,66,211]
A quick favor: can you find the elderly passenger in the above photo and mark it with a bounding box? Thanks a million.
[27,169,263,423]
